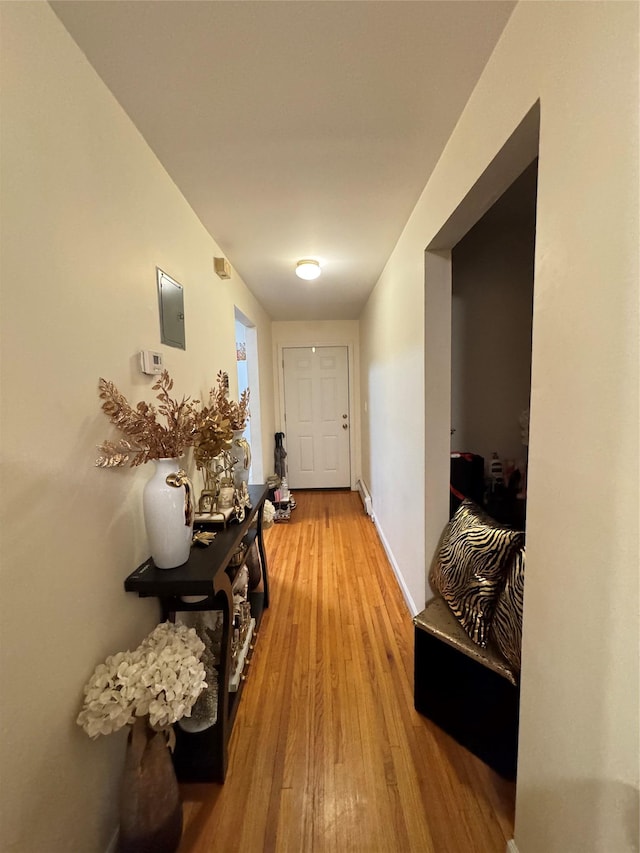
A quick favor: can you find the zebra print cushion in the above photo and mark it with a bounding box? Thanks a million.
[429,499,523,647]
[491,547,525,671]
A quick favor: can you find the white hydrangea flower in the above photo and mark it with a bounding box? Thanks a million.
[77,621,207,739]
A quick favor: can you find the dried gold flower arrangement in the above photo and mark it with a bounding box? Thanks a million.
[210,370,250,431]
[192,403,233,473]
[96,371,199,467]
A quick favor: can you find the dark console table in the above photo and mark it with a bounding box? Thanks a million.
[124,483,270,782]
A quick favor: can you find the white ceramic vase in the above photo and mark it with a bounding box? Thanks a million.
[143,458,194,569]
[231,429,251,490]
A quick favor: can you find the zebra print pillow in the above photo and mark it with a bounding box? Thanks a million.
[429,499,523,647]
[491,547,525,671]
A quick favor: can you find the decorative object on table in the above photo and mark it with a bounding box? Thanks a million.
[143,459,194,568]
[429,499,524,647]
[76,622,207,853]
[245,540,262,590]
[217,481,235,509]
[210,370,251,490]
[193,530,217,547]
[211,370,250,432]
[194,448,236,521]
[228,543,248,569]
[95,371,198,569]
[230,565,251,673]
[192,389,233,497]
[489,451,504,491]
[192,371,252,519]
[230,429,252,490]
[233,481,251,522]
[449,452,485,517]
[197,490,216,514]
[95,371,198,468]
[174,611,222,734]
[194,505,234,527]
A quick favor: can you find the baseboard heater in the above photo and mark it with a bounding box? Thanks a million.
[357,479,373,519]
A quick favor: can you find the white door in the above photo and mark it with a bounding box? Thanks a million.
[282,346,350,489]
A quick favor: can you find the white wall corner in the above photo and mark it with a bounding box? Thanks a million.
[506,839,520,853]
[373,516,420,616]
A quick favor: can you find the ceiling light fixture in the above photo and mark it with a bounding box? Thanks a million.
[295,259,321,280]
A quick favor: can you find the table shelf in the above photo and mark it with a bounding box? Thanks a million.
[123,483,270,782]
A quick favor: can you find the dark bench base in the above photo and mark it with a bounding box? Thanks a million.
[414,610,520,779]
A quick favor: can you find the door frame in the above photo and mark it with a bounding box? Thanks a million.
[276,340,359,491]
[234,306,263,484]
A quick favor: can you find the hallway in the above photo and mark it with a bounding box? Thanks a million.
[179,490,515,852]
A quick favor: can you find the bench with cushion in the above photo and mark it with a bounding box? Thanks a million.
[414,499,525,779]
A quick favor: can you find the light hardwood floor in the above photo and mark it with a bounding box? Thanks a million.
[179,490,515,853]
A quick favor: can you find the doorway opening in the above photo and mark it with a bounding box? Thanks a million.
[234,307,263,484]
[423,101,540,564]
[423,104,540,799]
[450,160,537,529]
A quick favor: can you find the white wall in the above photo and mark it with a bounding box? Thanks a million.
[451,164,535,470]
[359,248,426,614]
[0,5,274,851]
[360,3,639,851]
[271,320,360,488]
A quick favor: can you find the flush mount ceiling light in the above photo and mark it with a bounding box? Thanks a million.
[295,259,321,280]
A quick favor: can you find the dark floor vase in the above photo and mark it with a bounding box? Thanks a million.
[119,717,183,853]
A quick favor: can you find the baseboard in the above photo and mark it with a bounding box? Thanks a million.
[372,515,419,616]
[506,839,520,853]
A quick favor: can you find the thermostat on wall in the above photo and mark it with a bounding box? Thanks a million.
[140,350,164,375]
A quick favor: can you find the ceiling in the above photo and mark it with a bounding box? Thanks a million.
[51,1,515,321]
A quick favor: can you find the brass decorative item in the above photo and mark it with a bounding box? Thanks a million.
[230,430,252,491]
[197,491,216,515]
[193,530,217,547]
[166,468,194,527]
[234,481,251,522]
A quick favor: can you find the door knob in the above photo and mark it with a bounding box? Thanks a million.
[342,424,348,430]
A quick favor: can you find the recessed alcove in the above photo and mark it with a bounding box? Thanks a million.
[450,160,537,524]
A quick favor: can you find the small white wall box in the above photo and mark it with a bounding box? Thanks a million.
[214,257,231,279]
[140,350,164,375]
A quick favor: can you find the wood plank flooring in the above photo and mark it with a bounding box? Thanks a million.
[179,490,515,853]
